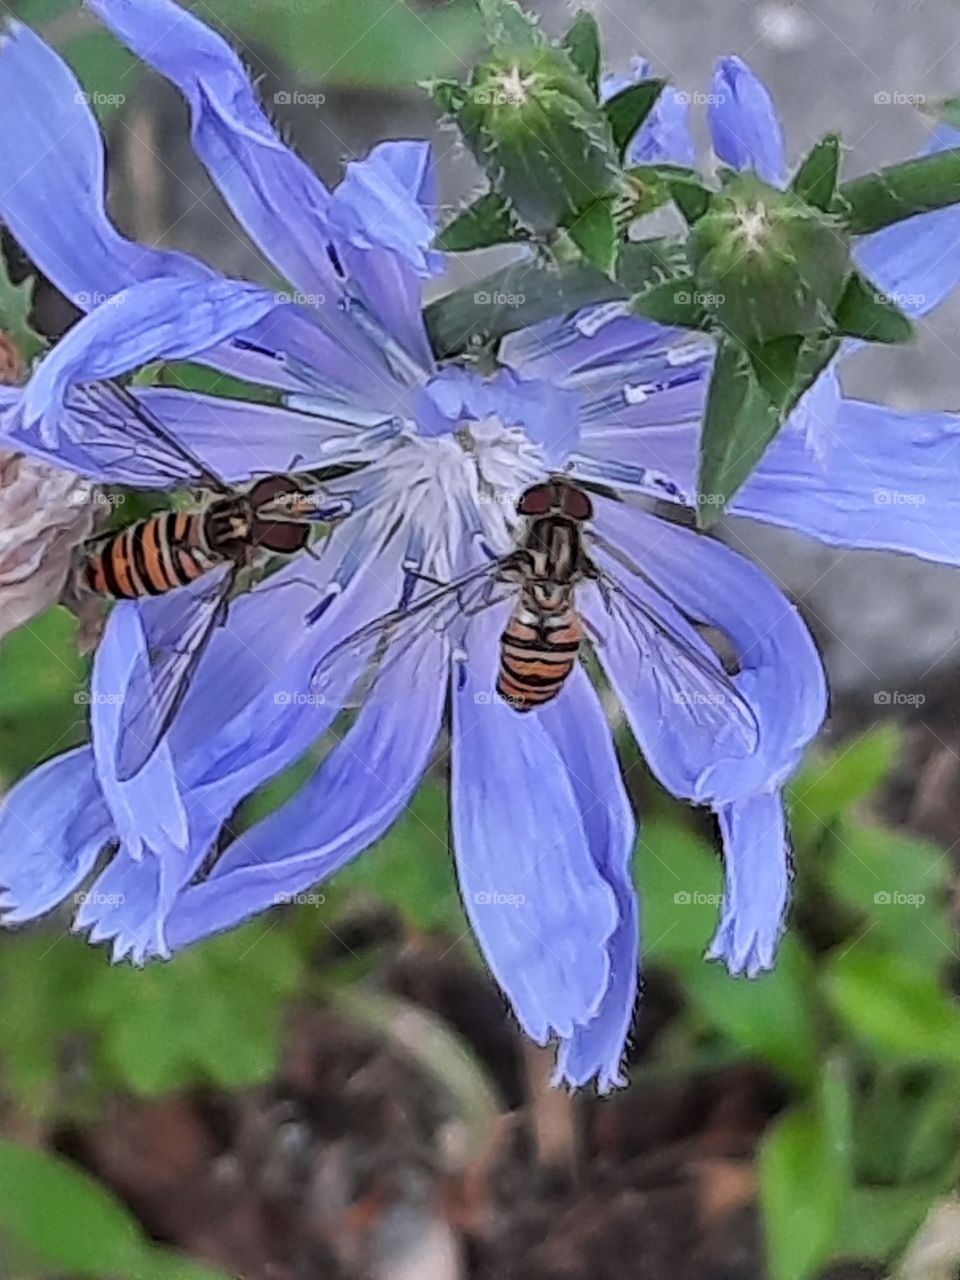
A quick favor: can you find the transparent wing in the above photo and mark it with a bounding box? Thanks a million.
[590,536,759,754]
[115,566,236,781]
[69,381,230,492]
[310,561,514,710]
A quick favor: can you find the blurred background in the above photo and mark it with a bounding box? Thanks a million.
[2,1,960,1277]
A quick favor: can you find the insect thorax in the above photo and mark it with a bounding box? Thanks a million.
[203,496,253,557]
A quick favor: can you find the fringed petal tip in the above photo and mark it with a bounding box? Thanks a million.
[553,1039,629,1093]
[72,894,171,966]
[705,923,781,978]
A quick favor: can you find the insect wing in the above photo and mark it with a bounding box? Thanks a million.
[310,562,511,710]
[590,541,759,755]
[74,381,230,491]
[114,566,235,781]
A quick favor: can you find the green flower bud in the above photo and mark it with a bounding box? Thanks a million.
[447,48,620,232]
[690,173,851,345]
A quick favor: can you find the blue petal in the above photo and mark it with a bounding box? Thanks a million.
[485,368,581,463]
[0,20,204,305]
[82,535,406,958]
[708,56,787,187]
[450,608,620,1044]
[89,0,337,302]
[90,598,192,862]
[0,748,112,923]
[586,501,826,802]
[705,791,790,976]
[855,126,960,319]
[414,365,580,459]
[165,621,445,949]
[732,393,960,566]
[72,804,223,962]
[328,141,440,370]
[13,277,286,444]
[0,386,397,490]
[537,669,638,1091]
[583,505,821,975]
[0,21,394,399]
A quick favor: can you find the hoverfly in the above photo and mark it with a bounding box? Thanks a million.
[309,477,760,752]
[2,227,363,780]
[74,383,358,783]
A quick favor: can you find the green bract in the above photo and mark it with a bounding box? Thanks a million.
[690,173,851,345]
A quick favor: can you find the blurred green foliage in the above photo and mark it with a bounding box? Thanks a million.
[0,1140,233,1279]
[14,0,482,96]
[1,628,957,1280]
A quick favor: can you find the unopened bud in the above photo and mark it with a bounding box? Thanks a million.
[690,173,851,345]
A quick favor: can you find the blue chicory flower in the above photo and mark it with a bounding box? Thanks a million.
[0,10,956,1088]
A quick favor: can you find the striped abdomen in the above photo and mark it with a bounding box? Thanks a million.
[497,602,581,712]
[83,511,219,599]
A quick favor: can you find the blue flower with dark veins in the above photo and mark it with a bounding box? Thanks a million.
[1,6,959,1090]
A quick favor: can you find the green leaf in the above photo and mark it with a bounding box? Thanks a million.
[823,822,953,972]
[0,934,107,1114]
[681,940,819,1086]
[834,271,915,343]
[561,11,601,94]
[84,924,306,1095]
[157,360,279,403]
[822,949,960,1065]
[840,146,960,235]
[425,237,687,356]
[791,133,842,212]
[633,816,723,966]
[566,199,618,275]
[438,191,528,250]
[747,333,840,415]
[477,0,543,49]
[632,276,706,328]
[788,725,901,845]
[695,336,778,527]
[841,1183,954,1261]
[0,607,89,782]
[759,1057,852,1280]
[0,1141,231,1280]
[661,166,713,224]
[229,0,482,87]
[0,236,41,361]
[603,80,666,157]
[930,95,960,130]
[696,329,839,523]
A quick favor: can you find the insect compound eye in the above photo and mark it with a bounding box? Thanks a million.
[248,475,304,511]
[560,485,593,521]
[517,483,554,516]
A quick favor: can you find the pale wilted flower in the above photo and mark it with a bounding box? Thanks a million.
[0,332,93,639]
